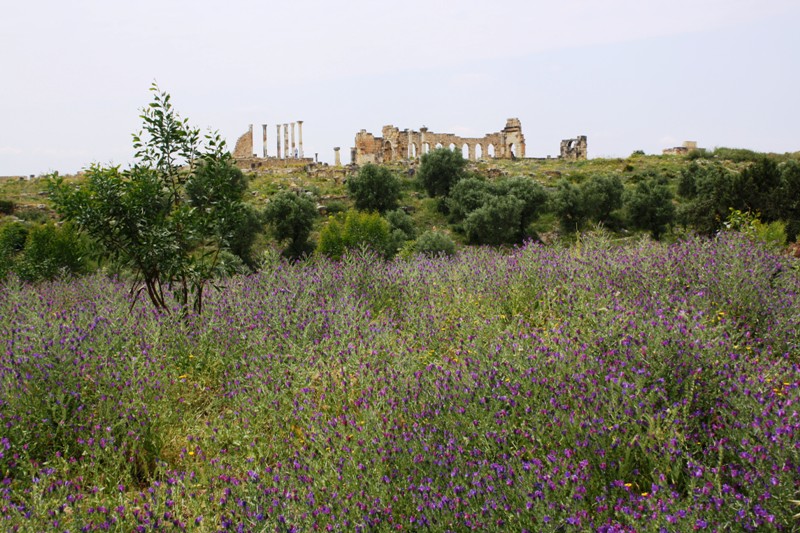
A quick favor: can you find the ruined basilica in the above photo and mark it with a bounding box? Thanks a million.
[231,118,587,169]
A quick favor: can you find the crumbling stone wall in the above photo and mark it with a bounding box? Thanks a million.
[663,141,698,155]
[560,136,587,161]
[353,118,526,165]
[233,125,254,159]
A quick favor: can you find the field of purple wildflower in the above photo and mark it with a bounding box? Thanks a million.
[1,232,798,531]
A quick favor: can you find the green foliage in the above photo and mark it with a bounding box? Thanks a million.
[464,195,524,245]
[0,221,28,254]
[386,208,416,254]
[495,176,549,232]
[552,179,587,233]
[724,209,787,248]
[417,148,468,197]
[15,222,90,282]
[318,210,392,260]
[263,191,318,259]
[347,163,400,213]
[448,176,547,244]
[677,162,737,234]
[733,158,782,221]
[624,177,676,240]
[581,174,623,225]
[385,209,416,241]
[410,230,456,257]
[447,177,494,222]
[0,199,14,215]
[48,84,255,313]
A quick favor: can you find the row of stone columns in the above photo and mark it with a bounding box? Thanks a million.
[262,121,304,159]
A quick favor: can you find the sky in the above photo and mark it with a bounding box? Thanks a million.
[1,0,799,176]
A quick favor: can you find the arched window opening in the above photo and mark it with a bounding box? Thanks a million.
[475,144,483,160]
[462,144,470,160]
[424,142,431,154]
[410,143,418,158]
[487,144,495,158]
[435,142,443,150]
[448,143,456,152]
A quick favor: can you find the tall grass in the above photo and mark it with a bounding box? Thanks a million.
[0,233,798,531]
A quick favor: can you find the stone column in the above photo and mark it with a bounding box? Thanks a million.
[334,147,341,167]
[297,120,304,158]
[262,124,268,158]
[283,124,289,161]
[276,124,282,159]
[290,122,296,158]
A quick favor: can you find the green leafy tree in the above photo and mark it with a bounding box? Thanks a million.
[263,191,318,259]
[677,162,737,234]
[447,177,495,223]
[347,164,400,213]
[417,148,467,197]
[625,177,676,240]
[552,179,588,233]
[49,84,256,314]
[496,176,549,235]
[581,174,623,225]
[464,195,524,245]
[778,160,800,241]
[318,210,392,260]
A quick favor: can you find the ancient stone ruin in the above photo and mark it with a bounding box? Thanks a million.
[232,122,314,170]
[560,136,588,161]
[663,141,698,156]
[353,119,527,165]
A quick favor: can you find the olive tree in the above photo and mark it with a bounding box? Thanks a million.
[347,163,400,213]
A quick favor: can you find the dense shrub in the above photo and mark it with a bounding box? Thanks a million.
[552,179,587,232]
[581,174,623,225]
[263,191,318,259]
[410,230,456,256]
[318,210,392,259]
[14,222,90,282]
[417,147,467,197]
[0,199,14,215]
[464,195,524,245]
[624,176,676,240]
[347,164,400,213]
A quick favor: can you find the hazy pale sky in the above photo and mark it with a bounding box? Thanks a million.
[2,0,799,175]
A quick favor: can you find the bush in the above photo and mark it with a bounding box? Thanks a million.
[347,164,400,213]
[0,199,14,215]
[410,230,456,257]
[263,191,318,259]
[677,162,737,234]
[15,222,91,282]
[447,177,494,222]
[625,177,676,240]
[417,148,467,197]
[724,209,786,248]
[318,210,392,260]
[496,177,549,232]
[464,195,524,245]
[581,174,623,225]
[552,179,588,233]
[385,209,416,241]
